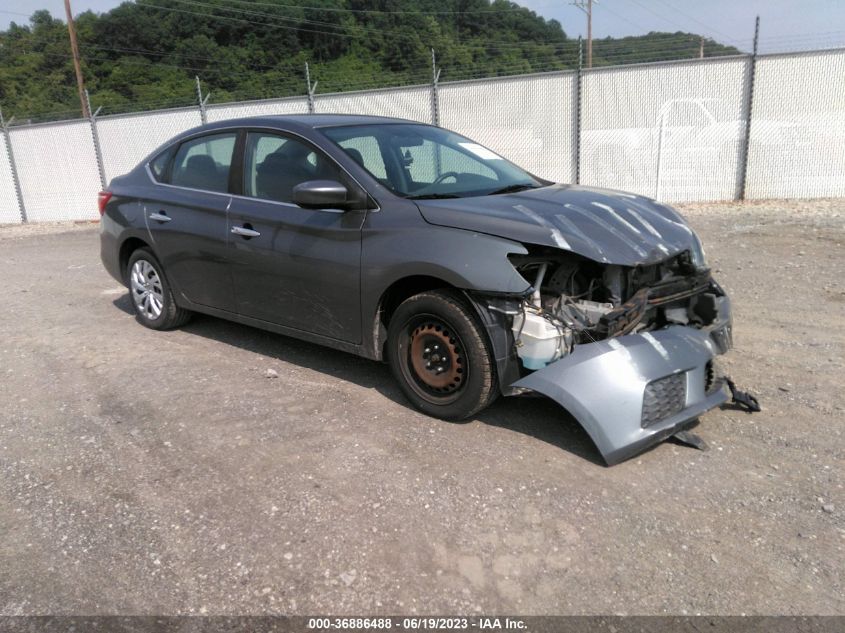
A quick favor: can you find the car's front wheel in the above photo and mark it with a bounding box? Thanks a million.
[386,290,498,420]
[126,247,191,330]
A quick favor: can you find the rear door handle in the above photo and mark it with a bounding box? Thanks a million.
[231,225,261,238]
[149,211,171,223]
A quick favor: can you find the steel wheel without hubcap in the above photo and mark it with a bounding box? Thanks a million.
[402,317,467,404]
[130,259,164,320]
[387,290,498,420]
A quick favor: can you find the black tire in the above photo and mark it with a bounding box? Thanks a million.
[386,290,498,420]
[126,247,191,330]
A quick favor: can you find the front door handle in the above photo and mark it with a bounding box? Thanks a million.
[149,211,171,223]
[231,225,261,238]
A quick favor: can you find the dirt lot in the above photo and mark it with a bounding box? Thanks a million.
[0,199,843,615]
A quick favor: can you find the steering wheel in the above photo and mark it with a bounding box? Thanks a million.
[432,171,461,185]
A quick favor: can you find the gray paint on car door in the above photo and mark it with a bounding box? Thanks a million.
[143,187,236,312]
[226,196,367,343]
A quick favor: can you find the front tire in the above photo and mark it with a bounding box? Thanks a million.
[386,290,498,420]
[126,248,191,330]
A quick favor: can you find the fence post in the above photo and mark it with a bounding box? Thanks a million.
[196,76,210,125]
[305,62,318,114]
[85,90,108,190]
[654,109,667,200]
[0,108,27,223]
[574,37,583,185]
[737,16,760,200]
[430,48,441,127]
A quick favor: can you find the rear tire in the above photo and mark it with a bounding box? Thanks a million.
[386,290,498,420]
[126,248,191,330]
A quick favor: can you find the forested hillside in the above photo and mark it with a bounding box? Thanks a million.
[0,0,740,122]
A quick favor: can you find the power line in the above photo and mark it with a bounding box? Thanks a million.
[133,0,361,40]
[202,0,558,15]
[10,30,750,57]
[9,0,750,54]
[7,37,752,81]
[13,47,280,77]
[24,19,833,68]
[592,4,651,36]
[0,9,32,19]
[134,0,571,49]
[8,28,758,78]
[622,0,741,46]
[649,0,739,43]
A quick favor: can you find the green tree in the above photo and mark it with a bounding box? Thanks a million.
[0,0,739,122]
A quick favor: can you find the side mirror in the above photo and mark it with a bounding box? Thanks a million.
[292,180,349,210]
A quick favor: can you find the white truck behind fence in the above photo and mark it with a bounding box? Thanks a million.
[0,48,843,224]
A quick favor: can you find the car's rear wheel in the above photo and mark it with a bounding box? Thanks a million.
[126,248,191,330]
[387,290,498,420]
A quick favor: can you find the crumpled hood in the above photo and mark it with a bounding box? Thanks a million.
[414,184,699,266]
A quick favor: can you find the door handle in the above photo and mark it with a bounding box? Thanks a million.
[149,211,171,223]
[231,225,261,238]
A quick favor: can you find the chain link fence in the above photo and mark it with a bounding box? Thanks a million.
[440,71,578,184]
[97,107,202,185]
[206,96,309,124]
[745,49,845,199]
[317,85,432,123]
[580,56,751,202]
[8,119,102,222]
[0,131,20,224]
[0,48,843,224]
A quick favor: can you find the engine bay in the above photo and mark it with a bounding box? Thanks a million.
[506,248,725,371]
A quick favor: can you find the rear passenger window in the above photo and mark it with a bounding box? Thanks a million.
[149,147,173,182]
[170,133,236,193]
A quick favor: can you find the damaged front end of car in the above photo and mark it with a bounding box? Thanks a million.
[466,245,733,466]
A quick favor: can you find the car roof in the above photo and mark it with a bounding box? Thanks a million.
[136,114,431,176]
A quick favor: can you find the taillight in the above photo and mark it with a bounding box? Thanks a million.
[98,191,112,216]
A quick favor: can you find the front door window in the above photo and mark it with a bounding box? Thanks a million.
[243,132,343,204]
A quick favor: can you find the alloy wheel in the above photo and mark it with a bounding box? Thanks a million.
[130,259,164,320]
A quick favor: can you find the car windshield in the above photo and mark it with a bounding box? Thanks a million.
[321,123,545,199]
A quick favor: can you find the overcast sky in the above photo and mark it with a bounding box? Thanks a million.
[1,0,843,53]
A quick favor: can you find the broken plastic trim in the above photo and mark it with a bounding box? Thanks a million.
[724,377,761,413]
[672,428,710,451]
[462,291,528,396]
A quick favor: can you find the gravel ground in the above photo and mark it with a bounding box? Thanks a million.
[0,199,843,615]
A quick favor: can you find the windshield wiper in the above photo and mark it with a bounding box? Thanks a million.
[406,193,462,200]
[487,183,540,195]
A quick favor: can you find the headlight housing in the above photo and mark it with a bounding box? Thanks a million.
[689,229,707,269]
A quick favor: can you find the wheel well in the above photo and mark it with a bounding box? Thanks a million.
[374,275,456,360]
[118,237,149,283]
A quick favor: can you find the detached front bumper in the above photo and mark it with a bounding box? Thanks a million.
[512,321,732,465]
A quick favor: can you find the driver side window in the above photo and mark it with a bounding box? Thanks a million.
[243,132,342,204]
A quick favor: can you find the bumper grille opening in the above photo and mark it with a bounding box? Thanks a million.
[642,372,687,428]
[705,360,718,394]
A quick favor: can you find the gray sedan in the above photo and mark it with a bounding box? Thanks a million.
[99,114,733,465]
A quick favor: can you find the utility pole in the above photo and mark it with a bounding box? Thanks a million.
[699,36,705,59]
[572,0,595,68]
[63,0,89,118]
